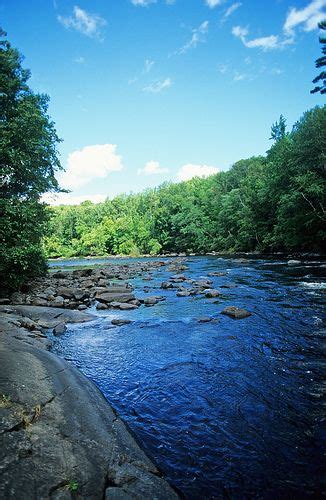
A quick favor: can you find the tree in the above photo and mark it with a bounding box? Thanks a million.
[311,20,326,95]
[270,114,287,142]
[0,29,63,293]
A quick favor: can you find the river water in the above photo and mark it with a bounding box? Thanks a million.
[51,256,325,498]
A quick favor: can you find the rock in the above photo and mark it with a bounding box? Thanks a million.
[118,303,138,310]
[56,287,78,299]
[31,298,48,307]
[161,281,174,290]
[11,292,26,305]
[53,322,67,336]
[111,319,132,326]
[0,298,10,305]
[96,292,135,304]
[0,336,178,499]
[52,271,69,279]
[197,317,213,323]
[19,318,38,331]
[176,291,190,297]
[52,295,65,307]
[143,297,159,306]
[74,290,89,301]
[73,268,93,278]
[207,272,227,277]
[205,289,221,298]
[221,306,252,319]
[96,302,108,310]
[78,304,87,311]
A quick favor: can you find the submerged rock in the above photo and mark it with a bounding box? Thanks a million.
[111,319,132,326]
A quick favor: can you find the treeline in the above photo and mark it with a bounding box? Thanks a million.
[45,106,325,258]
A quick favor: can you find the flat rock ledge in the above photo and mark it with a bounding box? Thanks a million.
[0,311,178,499]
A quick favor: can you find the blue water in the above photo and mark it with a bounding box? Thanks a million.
[52,256,325,498]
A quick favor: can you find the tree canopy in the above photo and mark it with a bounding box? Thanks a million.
[311,20,326,95]
[0,29,62,292]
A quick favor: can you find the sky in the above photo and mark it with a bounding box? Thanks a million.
[1,0,325,204]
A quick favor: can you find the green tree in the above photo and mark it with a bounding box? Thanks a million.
[311,20,326,95]
[270,114,287,142]
[0,29,62,292]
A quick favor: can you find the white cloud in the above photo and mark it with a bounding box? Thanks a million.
[284,0,326,36]
[74,56,85,64]
[131,0,156,5]
[137,160,169,175]
[232,1,325,52]
[58,5,106,40]
[178,20,209,54]
[223,2,242,20]
[232,25,292,51]
[142,77,172,93]
[233,71,246,81]
[232,25,248,39]
[205,0,224,8]
[42,193,107,206]
[218,63,228,74]
[177,163,219,182]
[144,59,155,73]
[59,144,123,190]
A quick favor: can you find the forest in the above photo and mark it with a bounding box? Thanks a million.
[44,106,326,259]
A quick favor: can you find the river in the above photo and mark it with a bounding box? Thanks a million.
[51,255,325,498]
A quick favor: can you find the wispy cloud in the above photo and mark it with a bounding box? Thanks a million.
[142,77,172,93]
[58,5,106,40]
[222,2,242,21]
[232,0,325,51]
[137,160,169,175]
[177,164,219,182]
[131,0,156,5]
[233,71,247,81]
[283,0,326,36]
[144,59,155,73]
[177,20,209,54]
[59,144,123,190]
[232,25,292,51]
[205,0,224,8]
[74,56,85,64]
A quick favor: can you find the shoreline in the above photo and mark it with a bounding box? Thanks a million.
[0,303,179,499]
[48,251,326,263]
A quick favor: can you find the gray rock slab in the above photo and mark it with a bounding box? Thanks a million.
[0,305,95,328]
[0,337,178,499]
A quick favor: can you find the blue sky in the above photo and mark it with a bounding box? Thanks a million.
[1,0,325,203]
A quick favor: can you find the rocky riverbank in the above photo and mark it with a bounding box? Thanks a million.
[0,258,181,499]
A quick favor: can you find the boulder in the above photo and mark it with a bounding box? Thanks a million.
[205,289,221,298]
[221,306,251,319]
[52,271,69,279]
[53,322,67,336]
[111,319,132,326]
[96,303,108,310]
[118,303,138,310]
[161,282,174,290]
[197,317,213,323]
[96,292,135,304]
[143,297,159,306]
[176,291,191,297]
